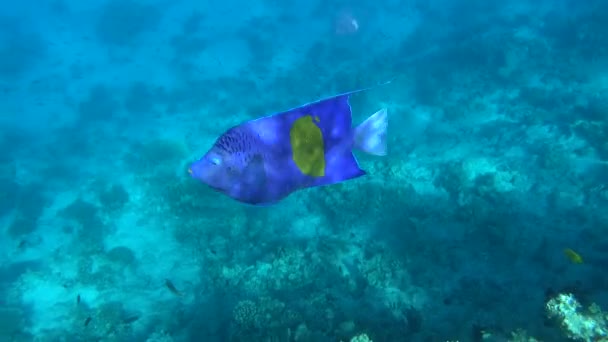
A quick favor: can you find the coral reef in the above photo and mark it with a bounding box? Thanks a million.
[1,1,607,341]
[546,293,607,341]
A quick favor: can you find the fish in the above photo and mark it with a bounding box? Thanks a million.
[189,89,388,205]
[122,315,140,324]
[84,316,92,327]
[165,278,183,297]
[564,248,583,264]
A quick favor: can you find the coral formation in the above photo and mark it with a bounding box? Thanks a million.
[546,293,607,341]
[1,1,607,341]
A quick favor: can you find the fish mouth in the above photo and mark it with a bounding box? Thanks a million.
[207,185,223,192]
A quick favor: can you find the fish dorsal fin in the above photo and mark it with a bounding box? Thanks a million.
[272,79,395,116]
[315,78,395,103]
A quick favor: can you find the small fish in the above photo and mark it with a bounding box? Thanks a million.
[189,88,388,205]
[123,315,140,324]
[77,294,81,305]
[564,248,583,264]
[165,279,183,297]
[84,316,92,327]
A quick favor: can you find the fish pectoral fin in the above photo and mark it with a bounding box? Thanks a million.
[242,154,267,189]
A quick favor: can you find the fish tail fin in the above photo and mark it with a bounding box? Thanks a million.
[354,108,387,156]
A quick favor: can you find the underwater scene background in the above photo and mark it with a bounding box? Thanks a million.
[1,0,607,341]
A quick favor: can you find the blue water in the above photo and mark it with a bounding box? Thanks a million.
[1,0,607,341]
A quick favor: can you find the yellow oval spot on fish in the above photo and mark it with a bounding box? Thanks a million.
[564,248,583,264]
[290,115,326,177]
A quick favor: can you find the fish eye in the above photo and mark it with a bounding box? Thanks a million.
[209,156,222,166]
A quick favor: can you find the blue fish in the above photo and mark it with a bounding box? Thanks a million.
[189,90,388,205]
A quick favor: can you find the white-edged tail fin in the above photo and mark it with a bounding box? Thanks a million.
[354,108,388,156]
